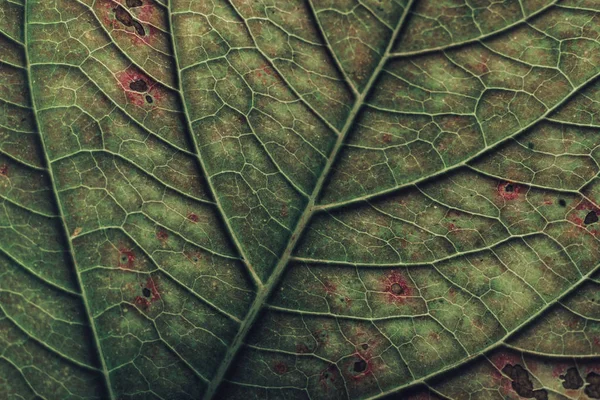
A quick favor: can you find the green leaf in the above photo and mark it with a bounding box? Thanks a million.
[1,0,600,399]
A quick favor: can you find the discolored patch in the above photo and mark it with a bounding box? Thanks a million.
[559,367,583,390]
[118,248,136,269]
[502,364,548,400]
[586,372,600,399]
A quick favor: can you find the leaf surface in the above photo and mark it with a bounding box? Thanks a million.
[1,0,600,399]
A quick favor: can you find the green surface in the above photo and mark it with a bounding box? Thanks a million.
[1,0,600,399]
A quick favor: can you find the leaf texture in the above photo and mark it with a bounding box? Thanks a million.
[1,0,600,399]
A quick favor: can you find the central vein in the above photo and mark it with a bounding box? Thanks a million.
[198,1,416,398]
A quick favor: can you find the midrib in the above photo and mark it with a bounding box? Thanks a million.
[23,3,115,399]
[197,1,416,398]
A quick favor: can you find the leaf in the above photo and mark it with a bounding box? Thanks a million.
[1,0,600,399]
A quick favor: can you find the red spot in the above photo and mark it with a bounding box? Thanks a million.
[280,204,288,218]
[552,363,570,378]
[543,199,553,205]
[118,248,136,269]
[156,229,168,242]
[116,67,163,107]
[0,164,7,177]
[349,353,372,381]
[134,276,161,309]
[594,337,600,348]
[382,270,412,304]
[187,212,199,223]
[497,181,521,201]
[448,223,457,231]
[273,362,288,375]
[382,133,392,143]
[489,351,521,371]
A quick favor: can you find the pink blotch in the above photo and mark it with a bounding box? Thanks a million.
[116,68,161,107]
[134,276,161,308]
[497,181,521,201]
[489,351,521,370]
[382,270,412,304]
[118,248,136,269]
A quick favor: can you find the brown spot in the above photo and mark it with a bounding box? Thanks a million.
[502,364,548,400]
[71,227,83,238]
[187,213,199,223]
[0,164,7,177]
[273,362,287,375]
[126,0,143,7]
[586,372,600,399]
[280,204,288,218]
[129,79,148,92]
[560,367,583,390]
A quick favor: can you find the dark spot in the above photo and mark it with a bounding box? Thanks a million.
[585,371,600,399]
[528,142,535,149]
[502,364,548,400]
[390,283,404,295]
[504,184,514,193]
[353,359,367,373]
[142,287,152,298]
[114,6,145,36]
[132,20,145,36]
[361,343,369,350]
[558,199,567,207]
[129,79,148,92]
[585,211,599,225]
[126,0,143,7]
[118,248,136,269]
[560,367,583,390]
[145,95,153,103]
[114,5,133,26]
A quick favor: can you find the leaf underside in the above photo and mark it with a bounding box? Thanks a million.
[1,0,600,399]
